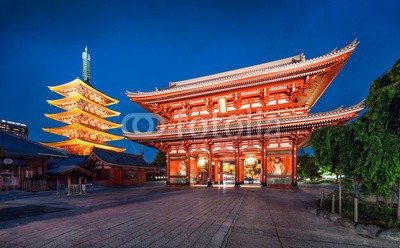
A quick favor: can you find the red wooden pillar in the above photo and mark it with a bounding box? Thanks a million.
[234,139,240,187]
[78,175,82,194]
[110,168,115,185]
[166,147,171,185]
[93,171,97,185]
[184,143,191,186]
[219,161,223,184]
[206,140,213,187]
[292,136,298,187]
[261,136,267,187]
[67,174,71,195]
[195,161,200,184]
[239,159,244,184]
[119,169,123,185]
[113,168,119,185]
[213,160,218,183]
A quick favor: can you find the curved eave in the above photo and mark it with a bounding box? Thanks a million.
[124,101,364,142]
[47,94,120,117]
[44,109,122,129]
[303,51,355,109]
[48,78,119,106]
[43,123,124,141]
[126,40,358,101]
[41,139,126,153]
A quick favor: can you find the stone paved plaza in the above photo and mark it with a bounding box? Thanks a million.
[0,183,398,248]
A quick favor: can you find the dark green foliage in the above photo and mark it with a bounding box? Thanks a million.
[389,94,400,124]
[310,125,343,175]
[366,59,400,133]
[297,149,321,181]
[357,59,400,197]
[321,191,397,228]
[311,59,400,199]
[152,150,166,168]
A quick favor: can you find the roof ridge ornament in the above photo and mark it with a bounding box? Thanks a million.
[82,46,91,86]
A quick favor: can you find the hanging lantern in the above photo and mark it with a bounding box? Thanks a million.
[244,154,258,168]
[197,156,208,171]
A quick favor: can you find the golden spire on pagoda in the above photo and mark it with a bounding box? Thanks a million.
[42,47,125,155]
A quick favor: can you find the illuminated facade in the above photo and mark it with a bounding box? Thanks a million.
[0,119,28,139]
[42,48,125,155]
[125,40,364,187]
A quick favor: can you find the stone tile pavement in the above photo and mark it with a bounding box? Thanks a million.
[0,183,398,248]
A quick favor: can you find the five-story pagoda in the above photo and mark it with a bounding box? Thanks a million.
[42,47,125,155]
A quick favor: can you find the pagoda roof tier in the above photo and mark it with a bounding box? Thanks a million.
[49,78,119,106]
[127,40,358,110]
[47,94,120,118]
[45,108,122,130]
[43,123,124,142]
[41,138,126,153]
[124,101,364,146]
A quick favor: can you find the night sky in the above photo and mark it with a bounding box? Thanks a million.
[1,0,399,162]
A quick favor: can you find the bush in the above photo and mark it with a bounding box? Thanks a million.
[318,179,337,184]
[320,190,397,228]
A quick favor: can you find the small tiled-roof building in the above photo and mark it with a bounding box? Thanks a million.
[0,130,67,190]
[46,147,156,191]
[86,148,155,186]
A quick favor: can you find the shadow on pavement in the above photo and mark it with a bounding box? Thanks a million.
[0,205,69,222]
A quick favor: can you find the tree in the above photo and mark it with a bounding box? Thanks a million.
[297,149,320,181]
[359,60,400,216]
[354,59,400,199]
[311,125,345,214]
[310,126,343,174]
[152,150,166,168]
[365,60,400,134]
[311,59,400,219]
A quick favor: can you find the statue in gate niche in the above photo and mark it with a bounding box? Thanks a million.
[270,157,285,175]
[179,161,187,176]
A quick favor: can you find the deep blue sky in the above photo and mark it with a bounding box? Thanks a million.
[1,0,399,162]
